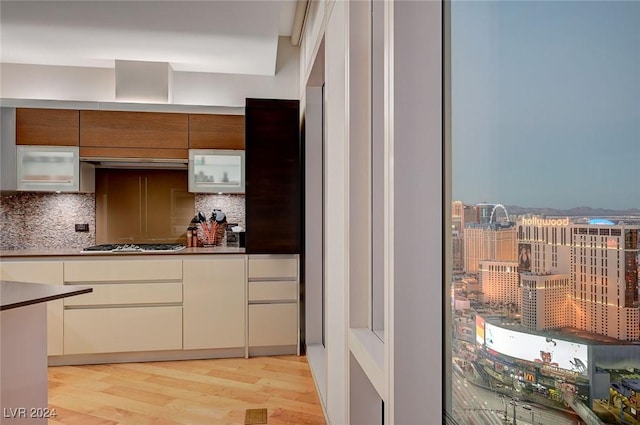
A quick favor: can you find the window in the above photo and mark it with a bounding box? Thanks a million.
[448,1,639,423]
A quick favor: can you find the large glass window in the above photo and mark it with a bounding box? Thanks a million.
[448,2,639,424]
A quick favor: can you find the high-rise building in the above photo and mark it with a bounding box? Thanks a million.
[570,221,639,340]
[452,201,472,272]
[518,217,640,341]
[479,260,520,306]
[452,200,477,227]
[463,222,517,274]
[452,201,464,272]
[452,200,464,222]
[452,235,464,272]
[475,203,496,224]
[464,205,478,225]
[520,273,572,331]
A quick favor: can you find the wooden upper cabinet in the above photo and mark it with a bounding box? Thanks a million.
[16,108,79,146]
[80,111,188,159]
[188,114,245,150]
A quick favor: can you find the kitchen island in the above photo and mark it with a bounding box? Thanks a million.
[0,281,91,425]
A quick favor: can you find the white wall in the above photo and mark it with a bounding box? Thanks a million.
[322,1,349,424]
[1,37,298,108]
[301,0,444,424]
[172,38,299,107]
[304,86,324,346]
[0,64,115,102]
[390,1,443,421]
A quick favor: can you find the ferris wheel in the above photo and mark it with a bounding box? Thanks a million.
[489,203,509,224]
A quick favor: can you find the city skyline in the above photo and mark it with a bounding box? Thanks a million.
[452,209,640,423]
[451,0,640,210]
[452,200,640,217]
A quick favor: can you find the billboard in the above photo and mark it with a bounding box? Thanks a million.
[475,315,485,345]
[518,243,531,272]
[484,323,588,375]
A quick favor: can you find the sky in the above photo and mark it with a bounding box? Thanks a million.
[451,0,640,210]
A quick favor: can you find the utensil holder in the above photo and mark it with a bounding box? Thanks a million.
[197,222,227,246]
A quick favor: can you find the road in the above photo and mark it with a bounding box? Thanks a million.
[452,372,581,425]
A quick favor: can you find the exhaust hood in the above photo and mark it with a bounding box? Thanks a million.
[81,157,188,169]
[115,60,172,104]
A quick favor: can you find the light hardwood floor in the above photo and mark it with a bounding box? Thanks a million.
[47,355,326,425]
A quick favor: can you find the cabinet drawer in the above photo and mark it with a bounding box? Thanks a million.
[248,258,297,279]
[248,281,297,302]
[64,306,182,354]
[249,303,297,347]
[64,282,182,306]
[64,259,182,282]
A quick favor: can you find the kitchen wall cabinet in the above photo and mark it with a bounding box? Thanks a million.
[183,256,246,350]
[2,108,93,192]
[247,255,299,356]
[79,110,189,160]
[245,98,301,254]
[62,259,183,355]
[188,114,244,150]
[1,108,17,191]
[16,108,79,146]
[188,149,245,193]
[16,145,95,192]
[0,260,64,356]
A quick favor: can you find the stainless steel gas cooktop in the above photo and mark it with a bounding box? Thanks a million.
[82,243,186,253]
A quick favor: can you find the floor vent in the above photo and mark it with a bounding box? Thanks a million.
[245,408,268,424]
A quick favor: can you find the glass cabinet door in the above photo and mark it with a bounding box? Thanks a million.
[17,146,79,191]
[188,149,245,193]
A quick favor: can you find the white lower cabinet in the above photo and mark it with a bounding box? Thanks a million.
[64,306,182,354]
[183,256,246,350]
[247,255,299,355]
[248,303,298,347]
[1,254,301,361]
[0,260,64,356]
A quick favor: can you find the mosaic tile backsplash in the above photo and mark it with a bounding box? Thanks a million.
[194,194,246,229]
[0,192,96,250]
[1,192,245,250]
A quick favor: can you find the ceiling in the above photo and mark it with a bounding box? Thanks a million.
[0,1,299,76]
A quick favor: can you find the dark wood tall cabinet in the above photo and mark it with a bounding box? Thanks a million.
[245,98,301,254]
